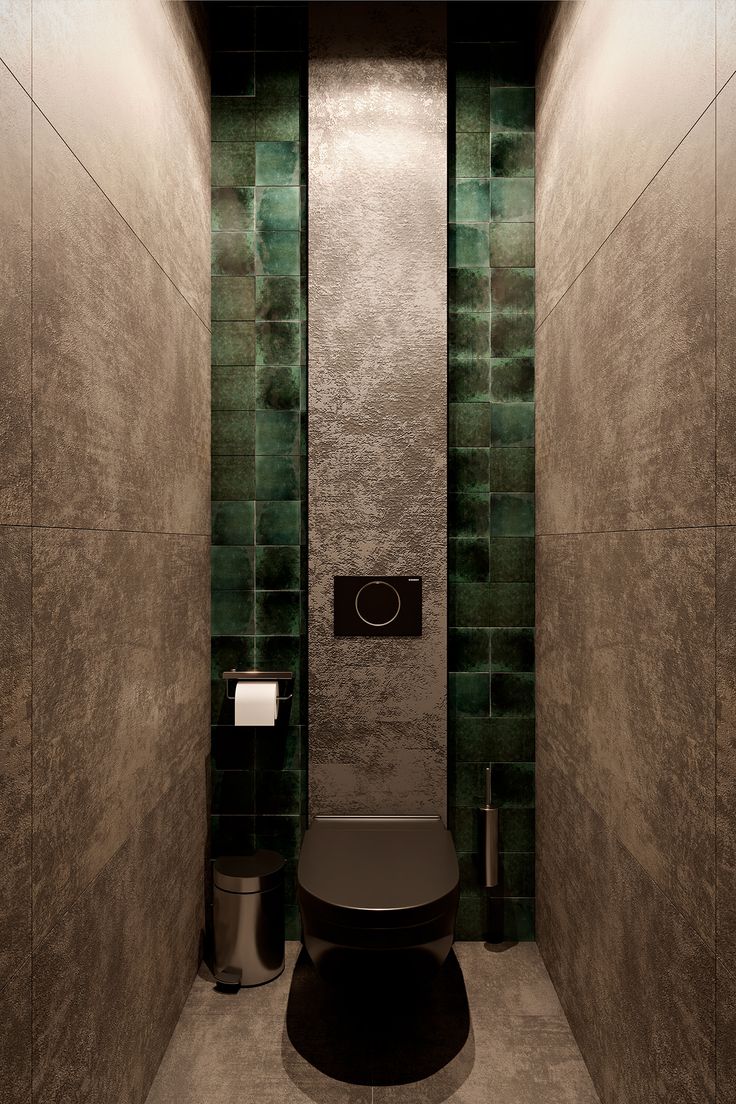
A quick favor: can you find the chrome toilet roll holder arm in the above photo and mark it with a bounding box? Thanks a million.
[222,670,294,702]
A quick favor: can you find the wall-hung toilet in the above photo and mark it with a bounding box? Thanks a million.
[297,816,459,984]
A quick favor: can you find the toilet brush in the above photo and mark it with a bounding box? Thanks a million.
[480,766,499,888]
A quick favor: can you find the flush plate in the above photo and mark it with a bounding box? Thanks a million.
[333,576,422,636]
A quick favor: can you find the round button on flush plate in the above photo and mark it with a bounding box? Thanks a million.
[354,580,402,627]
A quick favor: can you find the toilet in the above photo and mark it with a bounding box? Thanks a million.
[297,815,459,984]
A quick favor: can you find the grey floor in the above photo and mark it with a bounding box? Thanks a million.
[145,942,600,1103]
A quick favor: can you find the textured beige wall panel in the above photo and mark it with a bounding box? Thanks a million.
[536,0,715,321]
[0,0,30,91]
[717,527,736,968]
[718,0,736,91]
[32,0,210,321]
[718,77,736,524]
[308,2,447,818]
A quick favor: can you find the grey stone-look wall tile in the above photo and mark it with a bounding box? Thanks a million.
[718,958,736,1104]
[536,108,715,535]
[0,960,31,1104]
[537,528,715,945]
[717,77,736,524]
[32,113,210,535]
[717,527,736,964]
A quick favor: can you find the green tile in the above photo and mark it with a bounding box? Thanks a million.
[256,6,306,50]
[449,628,490,672]
[255,186,300,231]
[489,448,535,493]
[452,807,478,853]
[256,101,300,141]
[454,47,491,131]
[490,404,534,447]
[449,317,491,373]
[256,321,300,365]
[255,725,302,769]
[455,132,490,177]
[212,501,254,546]
[450,224,490,268]
[255,141,299,185]
[212,232,255,277]
[488,852,535,899]
[449,268,490,314]
[211,726,256,771]
[451,179,490,223]
[491,311,534,358]
[212,365,255,411]
[211,321,256,366]
[455,717,493,763]
[497,808,535,852]
[255,590,300,635]
[212,590,254,636]
[448,361,491,404]
[212,97,256,142]
[256,500,300,544]
[490,493,534,536]
[487,582,534,626]
[256,276,301,321]
[487,897,535,942]
[450,581,491,626]
[454,762,485,808]
[491,268,534,311]
[491,762,535,808]
[256,364,300,409]
[212,187,254,231]
[489,536,534,581]
[449,672,490,717]
[211,636,255,683]
[488,44,535,88]
[449,493,489,537]
[256,410,300,455]
[449,539,490,583]
[254,634,300,673]
[212,7,254,50]
[256,454,299,499]
[211,409,255,454]
[491,178,534,222]
[211,143,255,187]
[489,222,534,267]
[449,448,490,492]
[490,717,535,761]
[490,87,535,131]
[490,358,534,402]
[212,770,254,816]
[255,53,301,103]
[449,403,490,447]
[211,815,255,856]
[490,628,534,673]
[491,672,534,719]
[491,131,535,177]
[211,546,253,591]
[212,276,256,321]
[256,232,300,275]
[212,51,255,97]
[211,455,255,500]
[255,546,300,590]
[455,895,485,940]
[458,852,485,897]
[256,769,302,815]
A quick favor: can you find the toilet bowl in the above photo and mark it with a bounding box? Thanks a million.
[297,815,459,984]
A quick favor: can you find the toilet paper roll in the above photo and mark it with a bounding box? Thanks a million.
[234,680,279,727]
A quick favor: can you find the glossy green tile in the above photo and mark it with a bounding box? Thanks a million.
[256,321,300,365]
[255,5,306,50]
[255,186,300,231]
[459,852,485,897]
[487,852,535,899]
[491,178,534,222]
[491,762,535,808]
[450,581,491,626]
[490,358,534,402]
[455,132,490,177]
[212,187,254,231]
[212,51,255,97]
[212,232,255,277]
[211,409,255,455]
[450,224,490,268]
[454,762,485,808]
[212,321,256,366]
[256,364,300,409]
[211,455,255,501]
[452,806,478,853]
[256,770,302,815]
[211,636,255,683]
[449,403,491,447]
[211,6,254,50]
[255,141,299,185]
[212,590,254,636]
[454,46,490,131]
[212,97,256,142]
[490,404,534,447]
[255,590,300,635]
[256,500,300,544]
[498,807,535,852]
[256,410,300,455]
[449,493,489,537]
[449,448,490,492]
[212,501,254,546]
[255,545,300,590]
[489,536,534,581]
[489,448,534,495]
[449,672,490,717]
[491,267,534,311]
[211,815,255,856]
[255,454,299,499]
[448,361,491,404]
[491,672,534,718]
[455,716,492,763]
[211,725,256,771]
[449,539,490,583]
[452,179,490,223]
[256,101,300,141]
[491,131,535,177]
[255,52,301,103]
[491,628,534,672]
[449,628,490,672]
[255,725,302,770]
[490,493,534,536]
[212,276,256,321]
[212,770,254,816]
[490,718,535,762]
[449,268,490,314]
[211,142,255,187]
[212,365,255,410]
[490,87,535,131]
[255,275,300,320]
[488,44,535,87]
[491,311,534,358]
[256,231,300,275]
[489,222,534,267]
[487,582,534,626]
[455,895,485,940]
[486,895,535,941]
[211,546,253,591]
[254,634,300,673]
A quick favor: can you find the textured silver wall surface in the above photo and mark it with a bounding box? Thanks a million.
[308,2,448,818]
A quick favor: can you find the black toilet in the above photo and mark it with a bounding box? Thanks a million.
[297,815,459,984]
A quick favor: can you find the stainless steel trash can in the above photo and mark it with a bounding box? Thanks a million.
[213,852,285,987]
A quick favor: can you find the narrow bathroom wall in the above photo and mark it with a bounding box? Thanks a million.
[536,1,733,1099]
[0,3,210,1101]
[308,1,448,817]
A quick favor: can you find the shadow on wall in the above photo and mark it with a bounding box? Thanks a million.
[283,949,473,1092]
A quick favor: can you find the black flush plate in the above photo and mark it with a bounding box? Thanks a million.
[334,576,422,636]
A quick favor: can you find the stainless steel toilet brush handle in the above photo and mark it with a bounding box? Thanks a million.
[481,766,499,889]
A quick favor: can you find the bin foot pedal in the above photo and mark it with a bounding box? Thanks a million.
[214,966,242,988]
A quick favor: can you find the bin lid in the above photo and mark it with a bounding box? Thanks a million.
[214,851,285,893]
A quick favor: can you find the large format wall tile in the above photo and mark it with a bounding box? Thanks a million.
[32,763,205,1104]
[0,0,31,91]
[308,3,447,817]
[537,762,715,1104]
[718,0,736,91]
[537,528,715,944]
[717,527,736,964]
[718,959,736,1104]
[536,109,715,536]
[32,527,209,938]
[0,960,31,1104]
[0,64,31,526]
[32,113,210,535]
[717,77,736,524]
[536,0,715,320]
[32,0,210,320]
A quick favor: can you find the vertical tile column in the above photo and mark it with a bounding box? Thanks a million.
[448,8,536,941]
[210,3,307,938]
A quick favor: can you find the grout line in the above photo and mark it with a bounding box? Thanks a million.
[29,2,34,1090]
[537,522,718,539]
[32,522,211,540]
[714,2,719,1092]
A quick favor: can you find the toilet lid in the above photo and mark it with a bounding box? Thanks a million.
[298,816,459,927]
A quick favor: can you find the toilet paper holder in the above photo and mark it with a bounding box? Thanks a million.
[222,670,293,702]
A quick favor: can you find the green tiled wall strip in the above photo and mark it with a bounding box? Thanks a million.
[210,2,307,941]
[449,11,535,941]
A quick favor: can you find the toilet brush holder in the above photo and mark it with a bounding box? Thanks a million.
[480,766,499,888]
